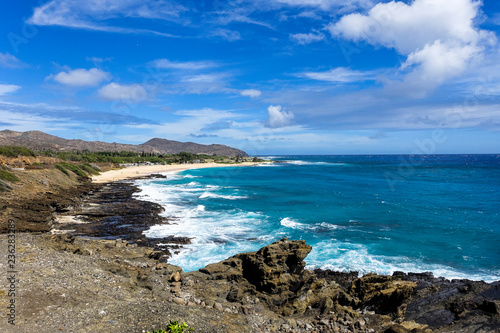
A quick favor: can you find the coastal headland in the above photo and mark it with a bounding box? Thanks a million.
[1,159,499,332]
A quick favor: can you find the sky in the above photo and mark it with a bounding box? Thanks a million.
[0,0,499,155]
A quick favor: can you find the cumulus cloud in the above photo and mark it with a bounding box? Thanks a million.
[0,84,21,96]
[393,40,482,97]
[98,83,147,101]
[329,0,496,96]
[0,53,27,69]
[51,68,111,87]
[240,89,262,98]
[265,105,294,128]
[290,31,325,44]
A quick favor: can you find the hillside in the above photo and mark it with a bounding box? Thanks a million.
[0,130,248,157]
[140,138,248,157]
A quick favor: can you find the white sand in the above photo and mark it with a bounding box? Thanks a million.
[91,162,258,183]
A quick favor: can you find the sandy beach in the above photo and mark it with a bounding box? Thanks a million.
[92,162,259,183]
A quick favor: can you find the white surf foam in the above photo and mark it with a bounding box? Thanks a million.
[283,160,348,166]
[280,218,340,232]
[280,217,305,229]
[199,192,248,200]
[306,240,500,282]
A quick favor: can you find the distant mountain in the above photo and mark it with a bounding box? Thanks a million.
[0,130,248,157]
[140,138,248,157]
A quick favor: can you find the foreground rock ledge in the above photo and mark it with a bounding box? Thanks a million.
[1,235,499,333]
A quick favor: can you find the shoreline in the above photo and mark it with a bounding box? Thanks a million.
[91,162,260,183]
[2,164,500,332]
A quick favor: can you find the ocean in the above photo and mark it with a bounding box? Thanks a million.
[134,155,500,282]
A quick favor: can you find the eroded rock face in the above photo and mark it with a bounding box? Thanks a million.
[236,238,312,294]
[40,233,500,333]
[197,238,416,321]
[350,273,417,319]
[200,238,312,294]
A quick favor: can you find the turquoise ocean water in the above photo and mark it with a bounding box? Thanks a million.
[134,155,500,282]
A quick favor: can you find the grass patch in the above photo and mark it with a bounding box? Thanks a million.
[0,169,20,182]
[55,164,70,176]
[58,162,88,178]
[80,164,100,175]
[0,145,36,157]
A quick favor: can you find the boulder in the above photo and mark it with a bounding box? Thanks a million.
[350,273,416,319]
[199,238,312,295]
[234,238,312,294]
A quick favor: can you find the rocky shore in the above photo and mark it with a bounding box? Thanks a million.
[1,178,500,332]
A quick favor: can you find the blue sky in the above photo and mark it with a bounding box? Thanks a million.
[0,0,499,155]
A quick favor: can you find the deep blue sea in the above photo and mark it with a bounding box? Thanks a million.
[134,155,500,282]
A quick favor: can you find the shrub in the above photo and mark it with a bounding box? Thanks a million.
[59,162,88,178]
[80,164,100,175]
[147,320,194,333]
[0,169,19,182]
[55,164,70,176]
[0,146,36,157]
[83,163,101,172]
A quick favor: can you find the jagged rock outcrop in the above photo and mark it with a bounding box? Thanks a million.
[200,238,311,293]
[191,239,500,332]
[396,272,500,332]
[196,239,415,321]
[350,273,416,319]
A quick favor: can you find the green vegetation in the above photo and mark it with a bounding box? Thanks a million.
[0,145,36,157]
[39,150,232,164]
[0,166,20,192]
[1,145,252,171]
[0,168,20,182]
[80,163,100,175]
[147,320,194,333]
[55,162,88,178]
[54,164,70,176]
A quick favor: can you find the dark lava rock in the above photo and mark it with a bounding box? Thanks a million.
[350,273,416,319]
[399,272,500,332]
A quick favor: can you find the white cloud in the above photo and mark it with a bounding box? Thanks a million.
[273,0,373,11]
[240,89,262,98]
[329,0,496,96]
[98,83,147,101]
[265,105,294,128]
[87,56,112,64]
[0,53,26,69]
[51,68,111,87]
[178,73,230,94]
[127,108,243,140]
[151,59,217,70]
[330,0,488,54]
[392,40,482,97]
[28,0,186,36]
[208,29,242,41]
[0,84,21,96]
[290,31,325,44]
[183,74,222,83]
[213,7,274,29]
[0,109,70,132]
[301,67,379,82]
